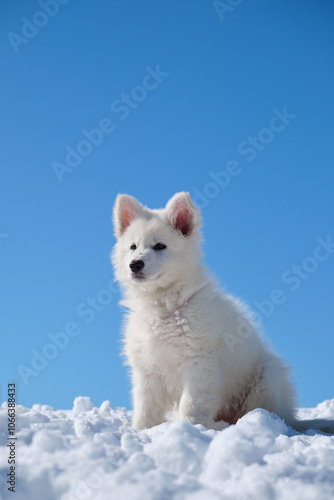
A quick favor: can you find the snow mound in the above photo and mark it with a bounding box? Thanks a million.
[1,398,334,499]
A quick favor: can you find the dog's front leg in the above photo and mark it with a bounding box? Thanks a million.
[178,363,227,431]
[131,369,168,430]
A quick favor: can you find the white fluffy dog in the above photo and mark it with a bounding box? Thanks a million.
[112,192,330,432]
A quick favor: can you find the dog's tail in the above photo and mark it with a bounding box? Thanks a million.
[291,419,334,434]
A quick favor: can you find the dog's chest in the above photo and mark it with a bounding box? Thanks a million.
[145,303,196,360]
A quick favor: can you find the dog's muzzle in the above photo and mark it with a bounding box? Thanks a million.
[129,260,145,274]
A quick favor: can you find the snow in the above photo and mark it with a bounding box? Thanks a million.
[1,397,334,500]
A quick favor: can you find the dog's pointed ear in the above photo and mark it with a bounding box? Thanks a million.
[165,192,200,236]
[113,194,143,238]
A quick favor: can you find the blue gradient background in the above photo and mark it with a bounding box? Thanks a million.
[1,0,333,410]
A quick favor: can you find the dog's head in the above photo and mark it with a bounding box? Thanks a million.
[112,192,202,290]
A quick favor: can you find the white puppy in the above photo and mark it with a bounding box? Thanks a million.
[111,192,304,431]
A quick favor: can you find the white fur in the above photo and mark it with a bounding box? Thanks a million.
[112,192,297,430]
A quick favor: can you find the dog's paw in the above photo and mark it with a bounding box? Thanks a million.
[132,414,161,430]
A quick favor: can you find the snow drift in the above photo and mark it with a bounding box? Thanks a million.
[1,397,334,500]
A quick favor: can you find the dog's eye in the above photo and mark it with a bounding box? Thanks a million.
[130,244,137,250]
[153,243,166,251]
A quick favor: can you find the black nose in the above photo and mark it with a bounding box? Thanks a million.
[130,260,145,273]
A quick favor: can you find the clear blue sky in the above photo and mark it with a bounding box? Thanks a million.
[1,0,333,411]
